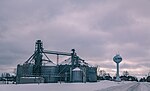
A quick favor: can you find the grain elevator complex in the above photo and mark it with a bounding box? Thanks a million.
[16,40,97,84]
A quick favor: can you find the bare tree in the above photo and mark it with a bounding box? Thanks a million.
[99,70,106,77]
[123,71,129,76]
[148,71,150,76]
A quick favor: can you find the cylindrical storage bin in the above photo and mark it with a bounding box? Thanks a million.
[72,67,83,82]
[87,67,97,82]
[41,66,58,83]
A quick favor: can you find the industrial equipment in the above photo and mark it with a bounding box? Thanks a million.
[16,40,97,84]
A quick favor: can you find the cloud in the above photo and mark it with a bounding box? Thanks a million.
[0,0,150,77]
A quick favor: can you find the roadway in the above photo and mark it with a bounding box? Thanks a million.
[98,82,150,91]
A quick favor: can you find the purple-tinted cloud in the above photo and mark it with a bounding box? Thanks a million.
[0,0,150,77]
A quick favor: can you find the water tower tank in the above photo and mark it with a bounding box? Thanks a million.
[113,54,122,63]
[113,54,122,81]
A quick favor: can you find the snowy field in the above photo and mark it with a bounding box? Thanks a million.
[0,81,150,91]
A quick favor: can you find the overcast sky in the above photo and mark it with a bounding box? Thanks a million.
[0,0,150,77]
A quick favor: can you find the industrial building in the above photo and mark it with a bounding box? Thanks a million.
[16,40,97,84]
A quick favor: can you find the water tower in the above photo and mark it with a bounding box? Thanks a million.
[113,54,122,81]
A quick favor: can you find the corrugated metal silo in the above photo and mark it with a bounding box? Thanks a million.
[87,67,97,82]
[17,63,34,77]
[72,67,83,82]
[41,66,58,83]
[16,63,34,84]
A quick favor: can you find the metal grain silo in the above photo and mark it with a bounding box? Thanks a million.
[16,63,34,84]
[72,67,83,82]
[17,63,34,77]
[87,67,97,82]
[41,66,58,83]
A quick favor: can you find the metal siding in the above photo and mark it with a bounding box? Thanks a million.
[41,66,58,83]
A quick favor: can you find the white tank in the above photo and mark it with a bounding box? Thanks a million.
[72,67,83,82]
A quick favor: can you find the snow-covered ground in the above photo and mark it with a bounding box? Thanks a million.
[98,82,150,91]
[0,81,150,91]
